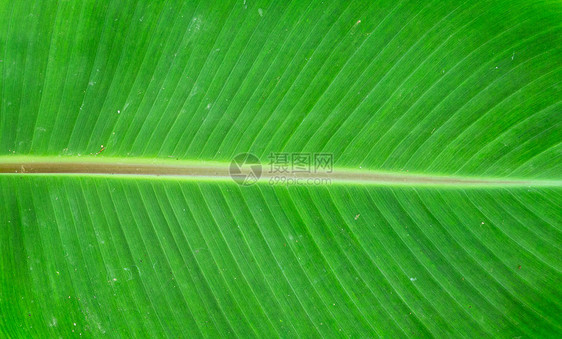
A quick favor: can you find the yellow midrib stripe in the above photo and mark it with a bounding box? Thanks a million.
[0,156,559,187]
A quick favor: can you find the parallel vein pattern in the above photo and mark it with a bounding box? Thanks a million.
[1,177,561,337]
[1,0,561,337]
[0,0,560,178]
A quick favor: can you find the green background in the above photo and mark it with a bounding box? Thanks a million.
[1,0,561,337]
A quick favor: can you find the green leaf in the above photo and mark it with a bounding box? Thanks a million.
[1,0,561,337]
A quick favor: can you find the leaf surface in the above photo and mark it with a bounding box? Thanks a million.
[0,0,561,337]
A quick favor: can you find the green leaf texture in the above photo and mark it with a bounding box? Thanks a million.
[1,0,561,337]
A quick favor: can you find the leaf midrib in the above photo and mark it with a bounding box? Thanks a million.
[0,156,559,187]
